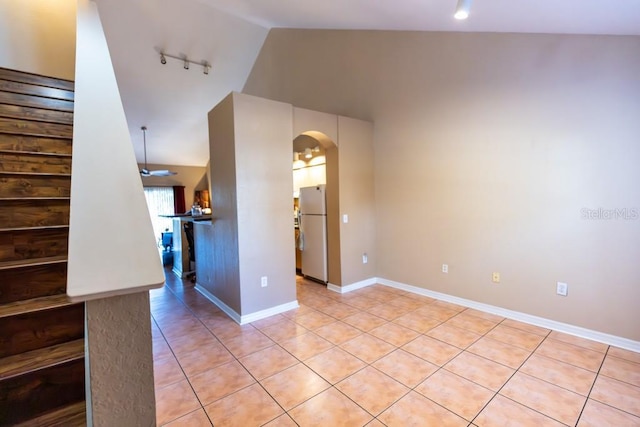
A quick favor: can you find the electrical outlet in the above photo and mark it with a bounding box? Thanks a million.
[492,272,500,283]
[261,276,268,287]
[362,253,368,264]
[556,282,568,296]
[442,264,448,273]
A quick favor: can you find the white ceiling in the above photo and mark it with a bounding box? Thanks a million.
[197,0,640,35]
[97,0,640,167]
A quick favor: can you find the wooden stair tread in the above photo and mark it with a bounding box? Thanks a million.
[0,134,73,157]
[0,116,73,139]
[0,151,72,174]
[0,339,84,380]
[0,255,67,271]
[0,68,75,92]
[0,103,74,125]
[0,79,75,102]
[0,91,74,113]
[0,67,84,427]
[0,224,69,232]
[0,294,75,319]
[0,148,72,157]
[0,170,71,176]
[0,198,71,203]
[0,197,71,202]
[13,401,86,427]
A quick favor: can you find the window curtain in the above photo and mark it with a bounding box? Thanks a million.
[173,185,186,214]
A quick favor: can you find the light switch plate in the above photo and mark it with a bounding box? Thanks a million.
[343,214,349,223]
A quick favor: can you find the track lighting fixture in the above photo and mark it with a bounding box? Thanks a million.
[294,146,321,161]
[454,0,472,20]
[158,51,211,75]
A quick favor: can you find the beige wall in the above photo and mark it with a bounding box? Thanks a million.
[206,93,296,316]
[244,30,640,341]
[234,93,296,314]
[0,0,76,79]
[138,163,209,209]
[337,116,376,285]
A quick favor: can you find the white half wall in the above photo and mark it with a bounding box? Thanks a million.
[68,0,164,301]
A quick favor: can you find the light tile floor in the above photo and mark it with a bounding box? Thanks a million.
[152,272,640,426]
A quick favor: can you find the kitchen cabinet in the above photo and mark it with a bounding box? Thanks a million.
[171,217,191,278]
[194,221,214,289]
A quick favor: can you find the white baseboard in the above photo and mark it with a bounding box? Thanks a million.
[327,277,378,294]
[173,267,194,279]
[239,300,300,325]
[195,285,299,326]
[329,276,640,353]
[195,285,241,324]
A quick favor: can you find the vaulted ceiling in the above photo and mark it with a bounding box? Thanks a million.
[96,0,640,167]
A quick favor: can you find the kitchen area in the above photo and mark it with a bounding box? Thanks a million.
[293,135,328,284]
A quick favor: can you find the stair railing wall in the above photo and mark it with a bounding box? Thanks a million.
[71,1,162,425]
[69,0,164,301]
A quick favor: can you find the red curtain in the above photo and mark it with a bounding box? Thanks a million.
[173,186,185,214]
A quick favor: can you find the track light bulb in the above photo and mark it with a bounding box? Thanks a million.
[204,63,210,75]
[455,0,472,20]
[160,54,167,64]
[304,148,312,159]
[184,59,189,70]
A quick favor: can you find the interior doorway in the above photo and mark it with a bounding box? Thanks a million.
[292,131,339,285]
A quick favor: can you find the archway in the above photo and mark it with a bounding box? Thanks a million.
[292,131,341,286]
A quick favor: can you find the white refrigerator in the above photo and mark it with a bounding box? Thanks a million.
[299,185,328,283]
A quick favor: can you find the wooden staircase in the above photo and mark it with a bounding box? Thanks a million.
[0,68,86,426]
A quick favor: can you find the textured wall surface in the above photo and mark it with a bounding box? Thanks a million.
[86,292,156,426]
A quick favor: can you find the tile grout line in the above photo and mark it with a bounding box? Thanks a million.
[466,319,552,426]
[573,344,609,425]
[160,280,293,426]
[153,275,639,426]
[165,278,364,425]
[157,279,443,424]
[151,284,220,426]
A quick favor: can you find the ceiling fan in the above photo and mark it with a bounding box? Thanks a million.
[139,126,177,177]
